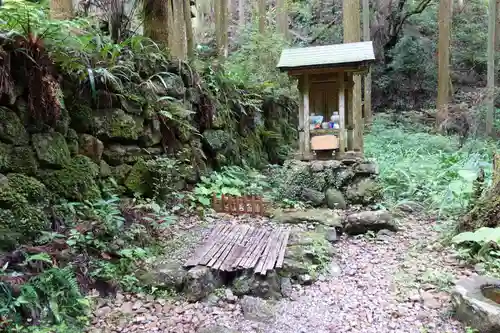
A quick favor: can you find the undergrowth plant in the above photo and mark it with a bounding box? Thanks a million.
[192,166,270,206]
[451,227,500,277]
[365,117,498,217]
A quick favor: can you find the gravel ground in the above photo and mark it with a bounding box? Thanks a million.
[91,213,473,333]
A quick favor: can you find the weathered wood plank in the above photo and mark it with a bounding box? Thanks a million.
[219,225,252,271]
[207,226,241,267]
[232,227,257,267]
[258,230,282,274]
[199,225,235,265]
[275,228,290,268]
[225,226,256,270]
[242,230,269,269]
[254,231,276,274]
[184,224,227,267]
[234,228,265,268]
[265,229,285,272]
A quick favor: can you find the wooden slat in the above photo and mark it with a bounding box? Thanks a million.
[254,231,276,274]
[199,225,235,265]
[215,225,247,270]
[242,230,270,269]
[232,227,260,268]
[275,228,290,268]
[227,226,256,269]
[257,230,281,274]
[184,224,227,266]
[233,229,265,268]
[207,226,241,267]
[219,225,252,271]
[265,229,285,272]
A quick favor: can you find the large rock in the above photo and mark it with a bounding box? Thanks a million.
[325,188,347,209]
[9,146,38,175]
[231,272,281,299]
[345,178,382,205]
[282,229,335,280]
[183,266,222,302]
[140,119,162,147]
[78,134,104,163]
[203,129,233,155]
[272,209,342,227]
[124,159,150,195]
[39,155,101,201]
[137,260,187,290]
[93,109,144,141]
[452,275,500,333]
[344,210,397,235]
[102,144,162,166]
[239,296,276,323]
[0,108,28,145]
[32,132,71,168]
[300,188,325,206]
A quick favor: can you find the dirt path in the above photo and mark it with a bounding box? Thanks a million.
[260,215,468,333]
[91,214,472,333]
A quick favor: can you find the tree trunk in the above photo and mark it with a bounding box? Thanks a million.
[436,0,452,126]
[343,0,363,152]
[276,0,288,38]
[239,0,245,28]
[50,0,73,20]
[362,0,372,127]
[143,0,169,45]
[258,0,266,33]
[460,154,500,231]
[486,0,497,136]
[168,1,186,59]
[184,0,195,59]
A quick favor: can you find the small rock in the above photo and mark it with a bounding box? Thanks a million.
[224,289,237,303]
[240,296,276,323]
[420,291,440,309]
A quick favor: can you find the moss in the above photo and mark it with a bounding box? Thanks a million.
[0,107,29,145]
[0,142,12,172]
[32,132,71,167]
[109,110,143,140]
[111,164,133,185]
[99,160,112,177]
[66,128,79,156]
[6,173,49,203]
[9,146,38,175]
[54,107,70,136]
[124,158,150,195]
[9,204,50,241]
[40,155,101,201]
[69,104,93,132]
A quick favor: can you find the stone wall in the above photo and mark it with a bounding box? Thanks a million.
[0,60,297,248]
[273,156,381,208]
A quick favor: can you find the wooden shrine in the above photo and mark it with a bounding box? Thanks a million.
[277,41,375,160]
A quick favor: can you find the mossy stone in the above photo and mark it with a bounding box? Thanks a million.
[0,142,12,173]
[111,164,133,185]
[66,128,79,156]
[93,109,144,141]
[0,107,29,145]
[125,159,150,195]
[9,146,38,175]
[40,155,101,201]
[69,104,93,132]
[32,132,71,167]
[54,107,70,136]
[6,173,49,204]
[99,160,112,178]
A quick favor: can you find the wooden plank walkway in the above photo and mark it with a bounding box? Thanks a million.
[184,224,290,275]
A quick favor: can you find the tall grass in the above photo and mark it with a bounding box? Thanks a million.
[365,117,498,217]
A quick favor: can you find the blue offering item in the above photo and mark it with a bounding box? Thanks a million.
[310,115,323,125]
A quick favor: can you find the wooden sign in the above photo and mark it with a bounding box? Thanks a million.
[211,193,265,215]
